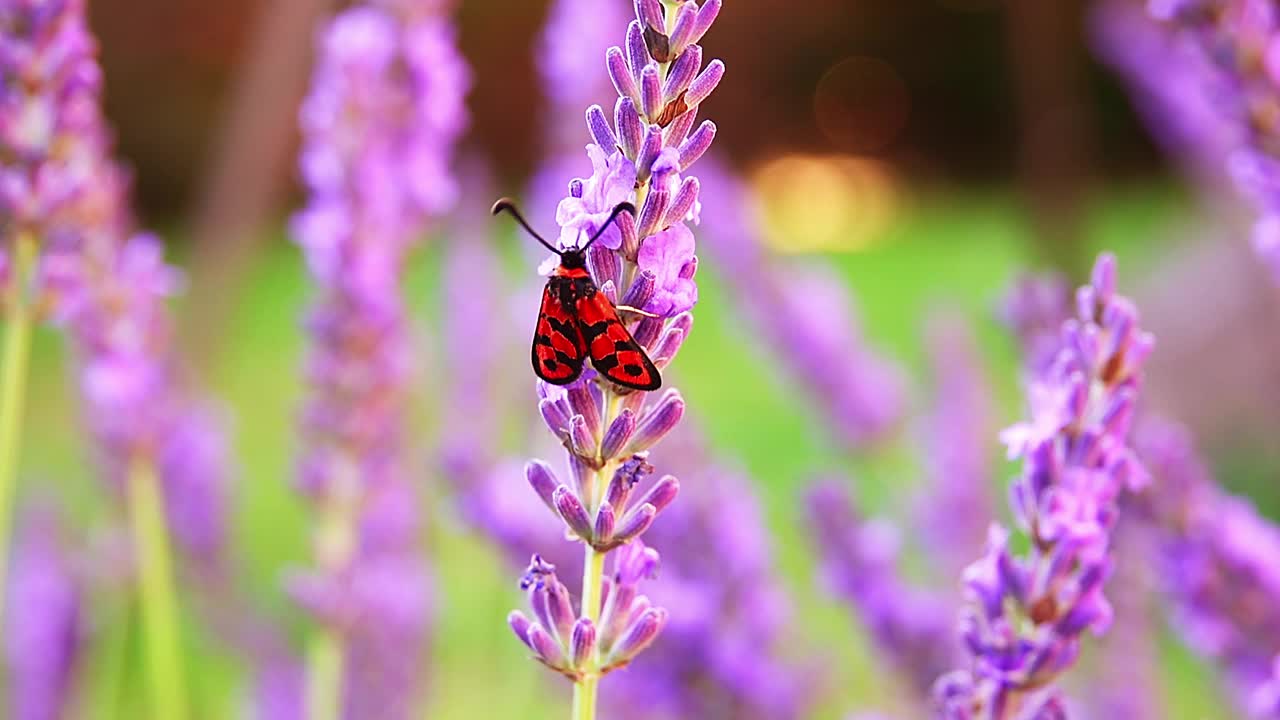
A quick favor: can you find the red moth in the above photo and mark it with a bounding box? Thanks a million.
[492,198,662,391]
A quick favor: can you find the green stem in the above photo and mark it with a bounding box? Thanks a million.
[307,627,344,720]
[126,456,189,720]
[306,468,358,720]
[570,392,624,720]
[0,232,36,637]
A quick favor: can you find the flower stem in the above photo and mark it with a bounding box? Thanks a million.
[307,627,344,720]
[307,470,358,720]
[0,231,37,636]
[572,545,607,720]
[126,455,189,720]
[572,391,624,720]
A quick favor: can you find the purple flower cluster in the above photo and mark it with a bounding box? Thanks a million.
[933,254,1154,718]
[287,0,468,716]
[0,0,131,313]
[5,501,82,720]
[1129,0,1280,281]
[512,543,666,680]
[696,160,905,448]
[506,0,724,705]
[0,0,229,570]
[1137,420,1280,716]
[808,479,957,697]
[606,436,809,719]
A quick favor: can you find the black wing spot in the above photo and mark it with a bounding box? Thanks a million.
[623,363,643,377]
[544,358,560,371]
[614,339,633,351]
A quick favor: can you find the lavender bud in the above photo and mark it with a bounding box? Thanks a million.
[553,486,594,542]
[606,607,667,667]
[568,414,597,457]
[626,390,685,453]
[621,270,656,311]
[546,578,577,641]
[651,312,693,360]
[664,45,702,103]
[525,460,560,512]
[635,0,665,31]
[615,97,644,159]
[626,21,648,81]
[527,623,567,668]
[508,611,535,650]
[600,280,619,306]
[636,124,663,182]
[617,206,640,260]
[677,120,716,170]
[663,107,698,147]
[640,64,663,121]
[630,316,664,349]
[567,381,603,434]
[570,618,598,669]
[538,397,571,436]
[686,59,725,106]
[586,105,617,150]
[594,501,617,546]
[587,248,619,300]
[632,474,680,514]
[605,454,653,510]
[691,0,722,45]
[666,176,700,226]
[637,185,671,238]
[667,3,698,58]
[569,454,593,500]
[600,409,637,460]
[613,504,657,544]
[606,47,640,106]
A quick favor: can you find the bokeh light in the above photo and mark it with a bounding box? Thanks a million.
[750,153,899,253]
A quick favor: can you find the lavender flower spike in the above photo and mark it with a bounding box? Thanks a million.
[933,254,1154,718]
[1121,0,1280,282]
[504,2,724,717]
[290,0,468,718]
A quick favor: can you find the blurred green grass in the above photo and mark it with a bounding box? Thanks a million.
[15,185,1235,718]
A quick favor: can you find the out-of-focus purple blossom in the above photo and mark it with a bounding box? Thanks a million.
[1092,1,1237,187]
[288,0,469,716]
[998,272,1072,379]
[1250,657,1280,719]
[0,0,233,575]
[933,254,1154,718]
[1102,0,1280,281]
[0,0,134,317]
[5,501,82,720]
[1137,419,1280,715]
[913,315,995,580]
[808,479,957,697]
[605,432,810,719]
[696,159,905,448]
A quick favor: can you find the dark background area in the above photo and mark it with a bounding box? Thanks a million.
[90,0,1164,226]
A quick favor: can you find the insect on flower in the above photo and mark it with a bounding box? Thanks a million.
[492,198,662,391]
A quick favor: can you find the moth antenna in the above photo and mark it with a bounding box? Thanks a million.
[492,197,561,255]
[579,202,637,252]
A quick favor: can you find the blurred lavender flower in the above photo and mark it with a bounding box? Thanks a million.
[998,272,1072,380]
[933,254,1155,718]
[506,2,725,712]
[0,0,230,573]
[913,315,995,580]
[696,159,905,448]
[1137,420,1280,716]
[288,0,469,716]
[808,479,957,698]
[605,434,809,720]
[1251,657,1280,719]
[0,0,131,314]
[1106,0,1280,281]
[527,0,631,223]
[5,501,82,720]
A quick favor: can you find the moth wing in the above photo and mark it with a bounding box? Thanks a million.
[532,282,586,385]
[577,290,662,391]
